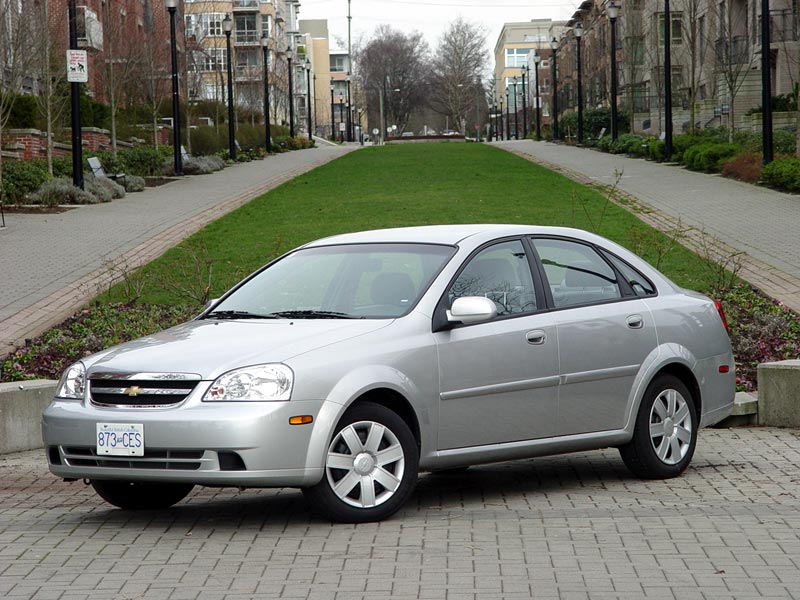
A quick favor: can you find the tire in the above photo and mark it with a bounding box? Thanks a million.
[619,374,698,479]
[90,480,194,510]
[303,401,419,523]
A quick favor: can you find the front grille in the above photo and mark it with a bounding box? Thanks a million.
[63,447,204,470]
[90,379,198,407]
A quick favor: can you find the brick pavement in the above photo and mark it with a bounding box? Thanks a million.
[0,146,354,357]
[0,427,798,599]
[495,141,800,315]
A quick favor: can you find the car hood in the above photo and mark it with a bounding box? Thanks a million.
[84,319,392,380]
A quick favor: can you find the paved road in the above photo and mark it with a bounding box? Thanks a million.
[0,146,353,356]
[1,427,798,599]
[495,141,800,313]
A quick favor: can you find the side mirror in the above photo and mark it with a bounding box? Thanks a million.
[447,296,497,325]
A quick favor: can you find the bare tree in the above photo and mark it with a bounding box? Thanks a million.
[428,18,488,132]
[356,25,429,133]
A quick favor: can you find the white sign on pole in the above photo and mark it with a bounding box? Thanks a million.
[66,50,88,83]
[339,122,346,132]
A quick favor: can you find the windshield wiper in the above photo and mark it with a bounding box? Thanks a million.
[205,310,279,320]
[268,310,361,319]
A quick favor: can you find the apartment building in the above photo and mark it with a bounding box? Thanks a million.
[493,19,566,137]
[184,0,303,128]
[556,0,798,136]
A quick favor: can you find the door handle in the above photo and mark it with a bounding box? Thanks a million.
[627,315,644,329]
[526,330,546,345]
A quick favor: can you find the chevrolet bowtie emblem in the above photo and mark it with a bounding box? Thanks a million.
[123,386,142,397]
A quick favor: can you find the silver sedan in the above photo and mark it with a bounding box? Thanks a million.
[43,225,735,522]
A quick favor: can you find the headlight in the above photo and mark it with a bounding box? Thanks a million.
[203,364,293,401]
[56,362,86,400]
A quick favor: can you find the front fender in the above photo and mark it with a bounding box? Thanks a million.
[303,365,434,479]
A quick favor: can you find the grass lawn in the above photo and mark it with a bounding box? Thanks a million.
[107,143,715,305]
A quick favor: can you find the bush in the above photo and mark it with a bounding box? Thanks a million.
[761,157,800,191]
[182,155,226,175]
[610,133,645,155]
[84,178,113,203]
[0,159,50,203]
[597,135,614,152]
[120,146,166,176]
[52,156,73,179]
[721,152,762,184]
[29,178,99,206]
[124,175,146,192]
[189,126,227,156]
[682,142,739,172]
[87,175,125,199]
[1,93,38,128]
[647,138,665,161]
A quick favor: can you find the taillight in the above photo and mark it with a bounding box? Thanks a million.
[714,300,729,333]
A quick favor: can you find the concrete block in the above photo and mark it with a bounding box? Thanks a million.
[0,379,56,454]
[757,360,800,427]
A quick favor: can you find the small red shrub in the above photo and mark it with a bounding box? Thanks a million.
[721,152,762,184]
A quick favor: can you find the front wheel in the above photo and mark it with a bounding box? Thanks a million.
[90,480,194,510]
[303,402,419,523]
[619,374,698,479]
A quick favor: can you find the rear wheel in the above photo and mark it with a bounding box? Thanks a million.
[90,480,194,510]
[303,402,418,523]
[619,374,698,479]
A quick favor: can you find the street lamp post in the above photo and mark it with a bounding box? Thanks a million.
[499,96,504,141]
[222,14,236,160]
[305,59,312,139]
[608,0,620,141]
[551,37,559,140]
[521,66,528,139]
[505,90,510,140]
[338,92,344,141]
[533,53,542,141]
[345,73,352,142]
[67,0,83,189]
[575,22,584,144]
[512,77,518,140]
[287,46,295,137]
[261,33,272,153]
[762,0,773,164]
[663,0,673,160]
[166,0,182,175]
[330,85,335,140]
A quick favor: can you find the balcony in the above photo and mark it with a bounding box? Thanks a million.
[232,0,259,11]
[235,30,260,45]
[235,65,261,81]
[715,36,749,65]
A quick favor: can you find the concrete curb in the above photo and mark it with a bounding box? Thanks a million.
[0,379,56,454]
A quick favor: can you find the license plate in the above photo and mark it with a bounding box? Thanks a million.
[96,423,144,456]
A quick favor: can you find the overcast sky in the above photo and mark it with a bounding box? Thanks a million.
[300,0,580,56]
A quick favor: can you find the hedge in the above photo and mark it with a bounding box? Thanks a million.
[762,158,800,191]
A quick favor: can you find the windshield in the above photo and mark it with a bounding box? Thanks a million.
[208,243,456,319]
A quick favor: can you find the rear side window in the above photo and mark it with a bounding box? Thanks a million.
[532,238,622,308]
[603,252,656,297]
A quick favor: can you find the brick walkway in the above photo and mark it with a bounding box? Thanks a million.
[1,427,798,599]
[0,146,354,358]
[495,141,800,314]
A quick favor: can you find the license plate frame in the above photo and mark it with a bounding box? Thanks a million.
[96,423,144,456]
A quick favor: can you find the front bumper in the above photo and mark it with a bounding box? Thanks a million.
[42,395,334,488]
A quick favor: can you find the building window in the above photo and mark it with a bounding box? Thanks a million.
[200,13,225,37]
[330,55,349,73]
[505,47,531,68]
[630,36,645,65]
[657,13,683,45]
[262,14,271,37]
[202,48,227,72]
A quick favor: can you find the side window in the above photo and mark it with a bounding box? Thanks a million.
[449,240,537,316]
[604,252,656,297]
[533,238,623,308]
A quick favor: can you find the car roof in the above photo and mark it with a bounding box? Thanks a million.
[303,224,599,248]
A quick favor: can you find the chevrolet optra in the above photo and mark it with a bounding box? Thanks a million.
[43,225,735,522]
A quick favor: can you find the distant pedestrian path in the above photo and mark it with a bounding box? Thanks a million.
[0,146,353,357]
[496,140,800,314]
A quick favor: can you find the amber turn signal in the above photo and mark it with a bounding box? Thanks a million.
[289,415,313,425]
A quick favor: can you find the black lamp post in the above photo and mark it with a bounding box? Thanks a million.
[166,0,182,175]
[551,37,559,140]
[664,0,673,160]
[222,14,236,160]
[287,46,295,137]
[512,77,518,140]
[608,0,620,141]
[505,90,510,140]
[67,0,83,189]
[338,92,344,141]
[499,96,504,141]
[345,73,352,142]
[575,22,584,144]
[533,53,542,141]
[305,59,312,139]
[261,33,272,153]
[762,0,773,164]
[330,85,335,140]
[521,66,528,139]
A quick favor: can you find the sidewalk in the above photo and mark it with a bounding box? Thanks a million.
[0,146,354,358]
[496,140,800,313]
